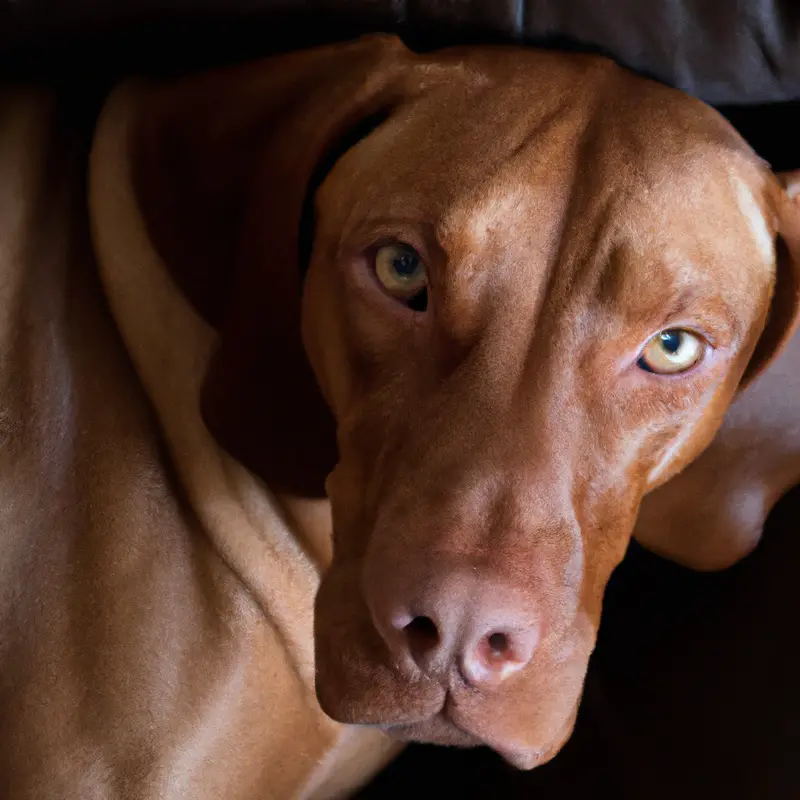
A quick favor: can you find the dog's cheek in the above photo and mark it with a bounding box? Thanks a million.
[643,374,746,491]
[324,456,380,565]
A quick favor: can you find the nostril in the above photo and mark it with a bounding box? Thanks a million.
[486,632,510,658]
[479,631,516,669]
[403,615,439,661]
[460,627,536,688]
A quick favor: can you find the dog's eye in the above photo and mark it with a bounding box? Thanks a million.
[638,329,704,375]
[374,244,427,304]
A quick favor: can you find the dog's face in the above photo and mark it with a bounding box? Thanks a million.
[135,38,800,771]
[302,61,789,767]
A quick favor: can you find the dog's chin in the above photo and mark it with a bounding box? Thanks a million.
[381,714,483,748]
[318,676,579,770]
[324,683,580,771]
[315,637,587,771]
[378,710,569,770]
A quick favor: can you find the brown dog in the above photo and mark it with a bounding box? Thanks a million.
[128,34,800,767]
[3,34,799,798]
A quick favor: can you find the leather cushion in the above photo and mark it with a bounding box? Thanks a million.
[1,0,799,104]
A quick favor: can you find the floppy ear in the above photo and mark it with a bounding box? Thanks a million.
[738,169,800,387]
[132,35,416,496]
[634,171,800,570]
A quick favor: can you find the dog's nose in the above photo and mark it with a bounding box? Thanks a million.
[370,576,540,688]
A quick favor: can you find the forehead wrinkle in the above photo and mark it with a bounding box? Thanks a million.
[435,179,535,272]
[428,119,590,352]
[447,98,611,311]
[523,79,667,330]
[433,99,588,246]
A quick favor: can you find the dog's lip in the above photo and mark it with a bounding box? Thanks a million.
[377,697,482,747]
[375,693,548,768]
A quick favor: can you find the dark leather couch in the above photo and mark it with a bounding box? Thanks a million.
[2,3,798,797]
[2,1,800,105]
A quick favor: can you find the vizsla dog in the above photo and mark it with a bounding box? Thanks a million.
[2,34,799,798]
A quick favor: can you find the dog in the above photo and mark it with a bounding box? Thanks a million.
[2,33,798,798]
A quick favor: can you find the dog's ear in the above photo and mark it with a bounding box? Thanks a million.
[738,170,800,388]
[132,35,415,496]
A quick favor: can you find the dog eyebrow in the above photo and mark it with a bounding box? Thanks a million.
[594,244,742,345]
[629,281,742,346]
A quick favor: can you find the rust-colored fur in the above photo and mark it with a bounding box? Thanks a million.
[2,35,799,797]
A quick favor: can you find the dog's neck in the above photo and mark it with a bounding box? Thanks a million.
[89,84,336,667]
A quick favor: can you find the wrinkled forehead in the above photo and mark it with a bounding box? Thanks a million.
[319,53,775,300]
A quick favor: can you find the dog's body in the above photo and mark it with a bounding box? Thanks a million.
[1,37,799,798]
[0,88,397,800]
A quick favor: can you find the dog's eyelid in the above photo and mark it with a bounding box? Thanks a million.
[672,316,735,350]
[343,217,438,252]
[662,325,713,348]
[642,297,738,351]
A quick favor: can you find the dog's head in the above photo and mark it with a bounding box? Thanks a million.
[134,36,800,768]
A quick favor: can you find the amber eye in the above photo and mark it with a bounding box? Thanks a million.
[374,244,427,304]
[638,329,704,374]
